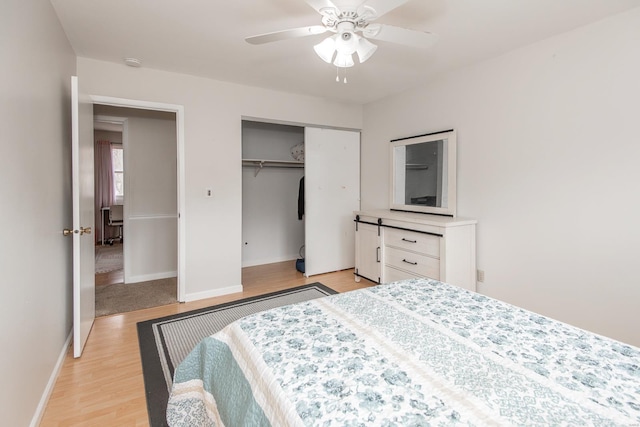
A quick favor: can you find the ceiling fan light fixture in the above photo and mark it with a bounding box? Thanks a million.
[333,52,354,68]
[356,37,377,63]
[313,36,336,63]
[245,2,439,80]
[334,30,359,56]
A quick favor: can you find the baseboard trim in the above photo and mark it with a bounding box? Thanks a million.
[185,284,243,302]
[30,330,72,427]
[126,271,177,284]
[242,256,298,268]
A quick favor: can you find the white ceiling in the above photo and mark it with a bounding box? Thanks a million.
[50,0,639,104]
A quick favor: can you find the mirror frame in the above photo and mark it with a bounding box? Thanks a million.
[390,129,457,216]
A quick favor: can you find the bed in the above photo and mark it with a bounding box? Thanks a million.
[166,278,640,426]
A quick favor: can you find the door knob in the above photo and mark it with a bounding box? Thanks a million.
[80,226,92,235]
[63,228,75,236]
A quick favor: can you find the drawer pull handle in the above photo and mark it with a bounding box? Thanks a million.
[401,238,417,243]
[402,259,418,265]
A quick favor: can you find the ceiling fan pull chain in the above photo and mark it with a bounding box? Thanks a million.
[334,67,348,84]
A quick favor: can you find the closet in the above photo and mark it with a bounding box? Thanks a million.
[242,120,360,277]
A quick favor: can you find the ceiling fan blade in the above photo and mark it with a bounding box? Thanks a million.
[364,24,438,49]
[356,0,410,19]
[304,0,340,14]
[245,26,328,45]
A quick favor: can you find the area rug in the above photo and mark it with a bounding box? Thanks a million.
[96,277,177,317]
[95,243,123,274]
[137,283,337,427]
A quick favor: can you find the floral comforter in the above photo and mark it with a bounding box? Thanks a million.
[166,279,640,426]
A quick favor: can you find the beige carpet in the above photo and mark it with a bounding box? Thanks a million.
[95,243,123,274]
[95,277,178,317]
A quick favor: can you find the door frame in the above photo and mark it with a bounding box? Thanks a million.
[92,95,186,301]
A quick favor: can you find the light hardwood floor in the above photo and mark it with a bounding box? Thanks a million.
[40,261,374,426]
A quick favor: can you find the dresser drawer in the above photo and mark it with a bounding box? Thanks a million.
[385,246,440,279]
[384,227,440,258]
[383,266,420,283]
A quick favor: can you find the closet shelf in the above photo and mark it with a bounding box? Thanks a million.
[406,163,429,170]
[242,159,304,177]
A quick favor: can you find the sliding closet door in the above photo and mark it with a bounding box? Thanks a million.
[304,127,360,277]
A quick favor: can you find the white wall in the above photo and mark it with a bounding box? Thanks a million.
[242,121,305,267]
[0,0,76,425]
[125,114,178,282]
[362,8,640,346]
[78,58,363,300]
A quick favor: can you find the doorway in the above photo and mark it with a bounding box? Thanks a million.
[94,120,123,289]
[241,119,360,279]
[91,101,184,315]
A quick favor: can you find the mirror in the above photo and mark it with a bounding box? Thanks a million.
[390,130,457,216]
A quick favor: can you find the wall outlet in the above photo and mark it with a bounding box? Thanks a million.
[477,269,485,283]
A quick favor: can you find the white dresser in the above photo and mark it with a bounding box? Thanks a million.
[354,209,477,291]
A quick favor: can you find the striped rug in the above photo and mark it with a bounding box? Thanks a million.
[137,283,337,427]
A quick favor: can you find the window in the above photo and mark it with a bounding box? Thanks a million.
[112,145,124,203]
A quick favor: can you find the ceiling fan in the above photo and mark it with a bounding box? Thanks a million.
[245,0,438,70]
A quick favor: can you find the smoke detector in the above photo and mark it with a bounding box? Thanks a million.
[124,57,141,67]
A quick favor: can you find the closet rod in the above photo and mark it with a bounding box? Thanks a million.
[242,159,304,177]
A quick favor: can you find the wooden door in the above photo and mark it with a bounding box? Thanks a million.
[71,76,95,357]
[304,127,360,276]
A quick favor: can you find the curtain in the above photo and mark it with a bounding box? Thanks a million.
[94,140,115,244]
